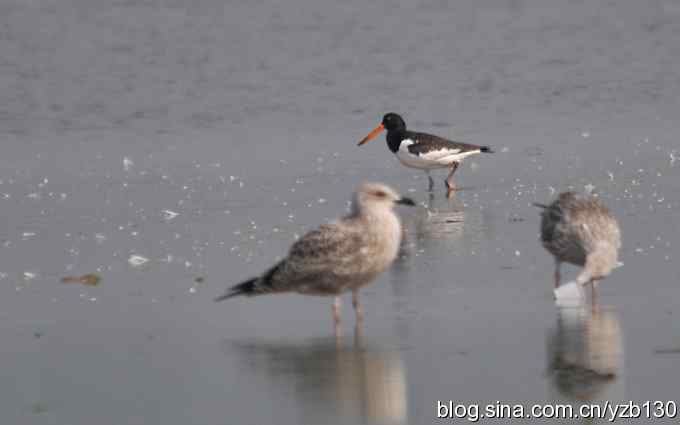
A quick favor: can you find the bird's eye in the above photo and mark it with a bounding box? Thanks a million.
[374,191,387,198]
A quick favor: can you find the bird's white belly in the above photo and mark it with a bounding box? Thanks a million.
[395,144,480,170]
[396,149,445,169]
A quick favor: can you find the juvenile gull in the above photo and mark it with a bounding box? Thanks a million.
[215,182,415,325]
[358,113,493,195]
[535,192,621,292]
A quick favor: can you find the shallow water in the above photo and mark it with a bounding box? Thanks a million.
[1,0,680,424]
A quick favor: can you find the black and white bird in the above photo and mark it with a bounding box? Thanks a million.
[358,113,493,194]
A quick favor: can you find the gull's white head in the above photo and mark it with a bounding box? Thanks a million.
[353,182,415,214]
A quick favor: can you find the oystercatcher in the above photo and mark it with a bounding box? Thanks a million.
[358,113,493,194]
[535,192,621,296]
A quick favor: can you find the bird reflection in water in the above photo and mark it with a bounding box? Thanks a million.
[415,195,466,241]
[397,193,487,264]
[392,194,467,297]
[547,303,624,403]
[226,327,408,425]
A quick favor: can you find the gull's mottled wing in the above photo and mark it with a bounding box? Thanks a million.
[540,199,588,265]
[265,223,370,294]
[540,193,620,265]
[566,198,621,253]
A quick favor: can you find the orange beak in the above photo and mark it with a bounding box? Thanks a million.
[357,123,385,146]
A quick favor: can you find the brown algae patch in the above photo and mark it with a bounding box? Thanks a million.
[61,273,101,287]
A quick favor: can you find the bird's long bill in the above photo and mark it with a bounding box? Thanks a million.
[357,123,385,146]
[396,197,416,206]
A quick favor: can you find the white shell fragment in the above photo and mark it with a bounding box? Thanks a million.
[554,281,585,308]
[123,157,134,171]
[162,209,179,220]
[23,271,38,281]
[128,255,150,267]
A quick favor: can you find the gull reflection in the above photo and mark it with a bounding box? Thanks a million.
[547,304,624,403]
[226,328,407,425]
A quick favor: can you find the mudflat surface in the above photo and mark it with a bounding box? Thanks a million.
[1,0,679,424]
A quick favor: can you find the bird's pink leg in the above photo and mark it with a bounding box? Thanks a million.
[332,296,342,324]
[590,279,599,305]
[352,289,363,323]
[332,296,343,337]
[353,322,364,348]
[445,162,459,195]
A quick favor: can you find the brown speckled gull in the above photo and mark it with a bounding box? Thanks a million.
[535,191,621,290]
[215,182,415,325]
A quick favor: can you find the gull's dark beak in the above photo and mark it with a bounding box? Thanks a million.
[396,197,416,206]
[357,123,385,146]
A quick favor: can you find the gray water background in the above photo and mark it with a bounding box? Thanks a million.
[1,0,680,423]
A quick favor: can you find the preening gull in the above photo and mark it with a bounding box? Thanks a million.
[535,192,621,296]
[215,182,415,325]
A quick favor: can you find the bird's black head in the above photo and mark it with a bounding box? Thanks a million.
[382,113,406,132]
[357,112,407,147]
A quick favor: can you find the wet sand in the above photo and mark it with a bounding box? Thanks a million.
[1,0,680,424]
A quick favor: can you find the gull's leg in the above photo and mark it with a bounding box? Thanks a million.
[590,279,599,305]
[332,296,342,324]
[445,162,459,195]
[354,321,365,349]
[590,291,601,315]
[332,296,342,337]
[554,260,562,288]
[426,171,434,192]
[352,289,363,323]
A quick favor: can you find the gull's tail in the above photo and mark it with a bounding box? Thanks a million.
[214,262,283,302]
[214,277,258,302]
[480,146,494,153]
